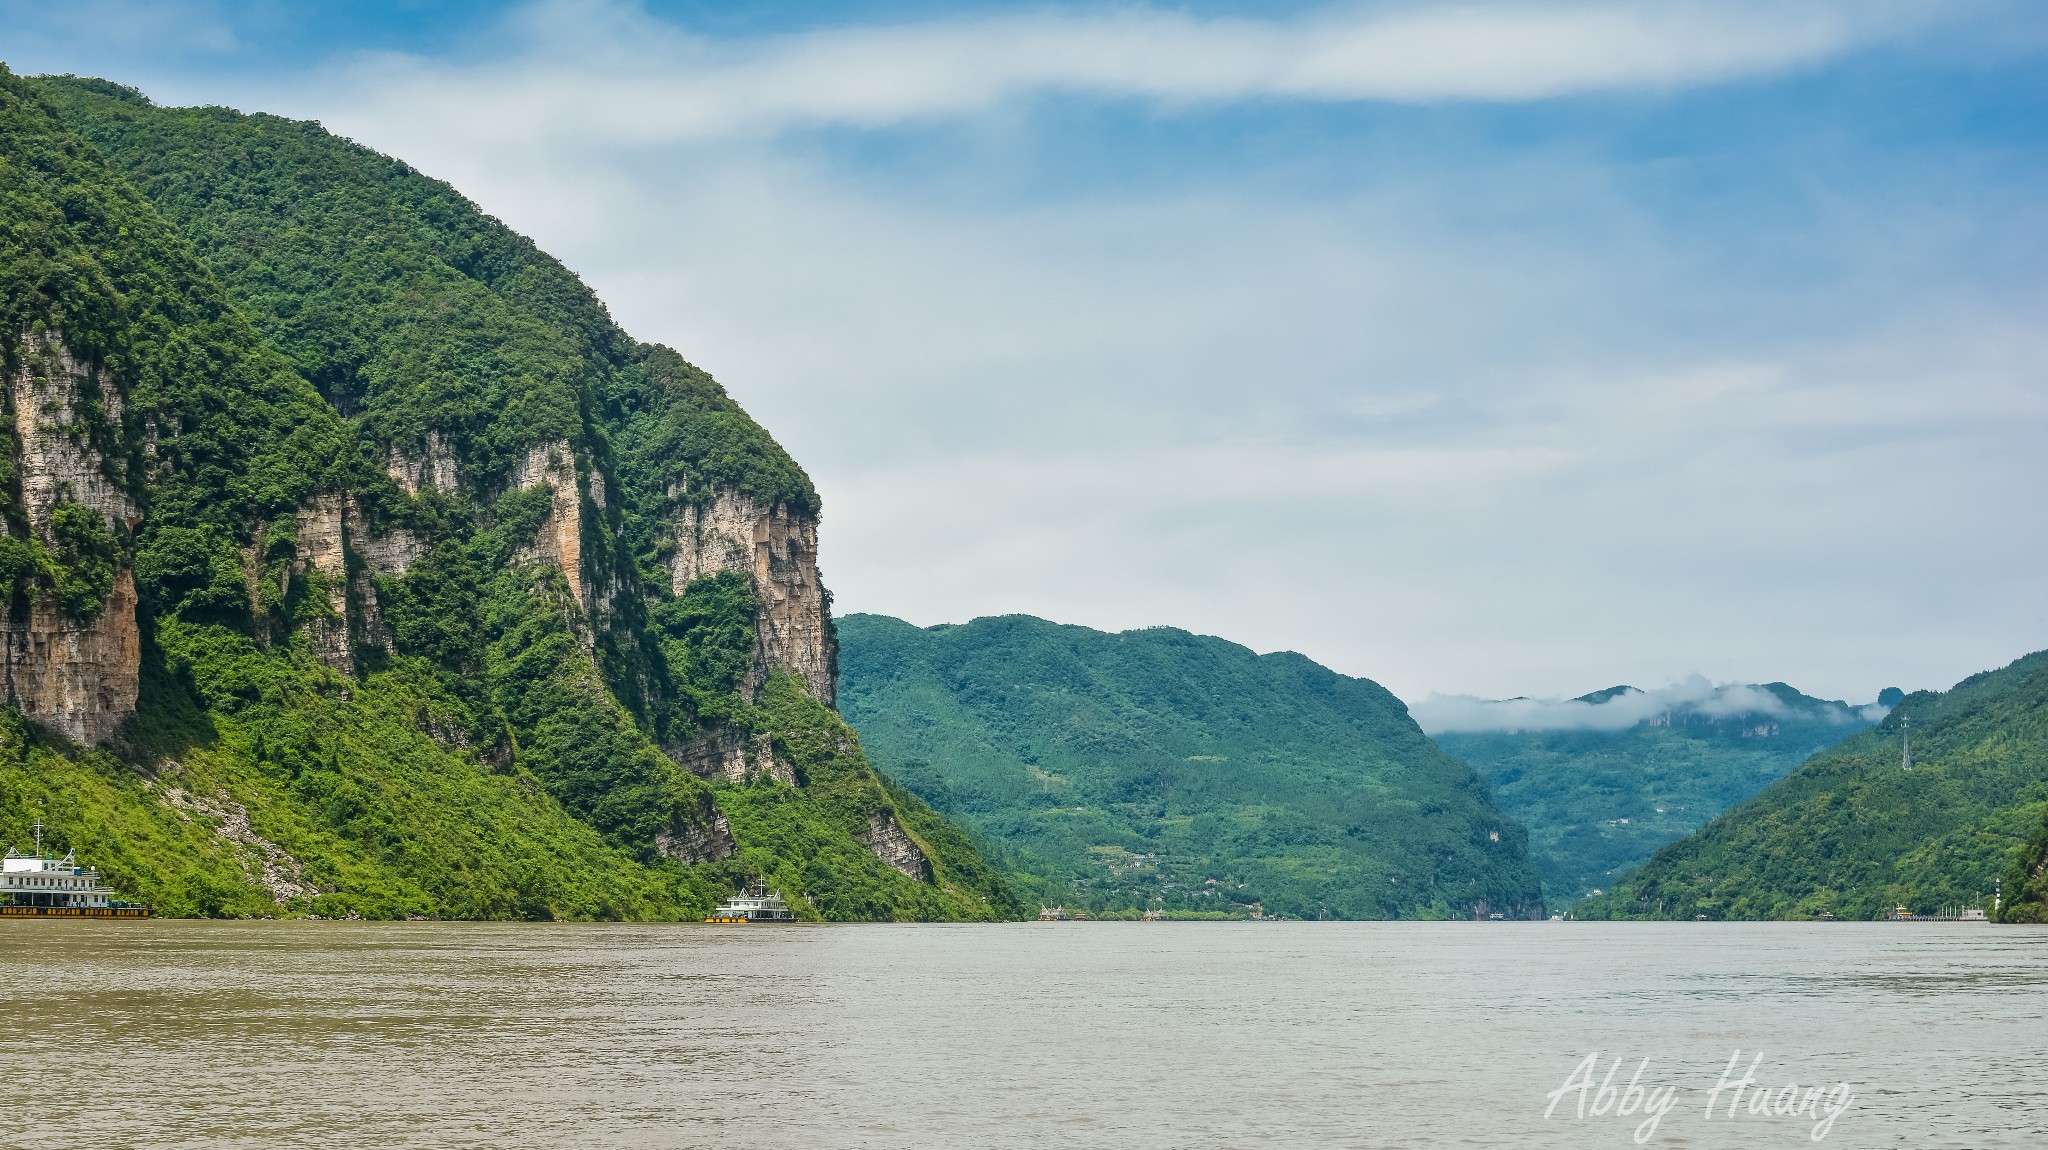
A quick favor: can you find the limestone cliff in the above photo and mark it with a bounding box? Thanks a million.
[865,809,931,881]
[511,440,588,610]
[668,726,795,786]
[386,432,457,498]
[293,494,351,674]
[2,70,1022,921]
[0,570,139,747]
[0,333,140,746]
[654,806,735,864]
[342,498,421,657]
[668,489,837,706]
[12,335,137,532]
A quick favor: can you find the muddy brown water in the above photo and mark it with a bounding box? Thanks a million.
[3,919,2045,1148]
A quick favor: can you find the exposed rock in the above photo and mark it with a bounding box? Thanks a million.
[349,563,388,654]
[346,502,425,578]
[11,332,139,533]
[667,727,795,786]
[655,810,735,864]
[385,444,416,495]
[336,496,425,657]
[669,490,837,705]
[386,430,457,497]
[0,570,139,746]
[420,710,471,751]
[0,332,142,745]
[865,808,930,882]
[668,727,747,783]
[153,779,319,902]
[294,493,351,674]
[754,732,796,787]
[510,440,586,608]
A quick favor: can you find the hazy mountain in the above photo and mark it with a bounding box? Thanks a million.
[1576,651,2048,920]
[837,613,1544,919]
[1423,681,1882,902]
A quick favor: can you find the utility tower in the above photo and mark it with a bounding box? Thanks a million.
[1901,716,1912,771]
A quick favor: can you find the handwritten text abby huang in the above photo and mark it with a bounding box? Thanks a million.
[1544,1050,1855,1143]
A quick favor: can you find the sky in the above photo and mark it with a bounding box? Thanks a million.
[5,0,2045,705]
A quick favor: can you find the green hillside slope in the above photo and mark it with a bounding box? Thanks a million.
[1576,651,2048,921]
[1433,685,1876,902]
[836,613,1544,919]
[0,68,1016,920]
[2002,809,2048,923]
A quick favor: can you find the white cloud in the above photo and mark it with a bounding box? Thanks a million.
[326,0,1938,146]
[20,0,2041,704]
[274,40,2047,703]
[1410,677,1876,734]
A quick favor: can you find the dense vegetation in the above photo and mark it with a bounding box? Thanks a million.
[0,68,1015,920]
[1576,651,2048,921]
[1434,686,1877,903]
[31,74,812,747]
[836,613,1543,919]
[2002,808,2048,923]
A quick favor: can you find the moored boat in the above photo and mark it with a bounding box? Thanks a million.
[704,884,797,923]
[2,823,150,919]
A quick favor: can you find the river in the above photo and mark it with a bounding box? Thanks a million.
[4,920,2044,1148]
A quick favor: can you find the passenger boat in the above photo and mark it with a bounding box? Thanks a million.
[2,823,150,918]
[704,884,796,923]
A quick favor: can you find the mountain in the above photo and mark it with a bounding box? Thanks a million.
[835,613,1545,919]
[2003,810,2048,922]
[1426,684,1879,902]
[0,68,1018,920]
[1575,651,2048,921]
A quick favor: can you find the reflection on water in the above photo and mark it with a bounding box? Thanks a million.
[4,921,2045,1148]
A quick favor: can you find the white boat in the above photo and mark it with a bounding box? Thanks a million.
[704,884,796,923]
[3,822,149,918]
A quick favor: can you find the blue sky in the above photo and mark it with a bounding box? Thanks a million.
[5,1,2046,704]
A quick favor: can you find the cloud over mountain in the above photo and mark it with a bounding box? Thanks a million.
[1411,677,1884,734]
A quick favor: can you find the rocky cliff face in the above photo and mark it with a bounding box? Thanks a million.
[1,71,1017,920]
[865,809,931,881]
[0,333,140,746]
[668,725,795,786]
[0,569,139,747]
[286,493,423,675]
[293,493,351,674]
[669,489,837,706]
[386,432,457,498]
[511,440,588,610]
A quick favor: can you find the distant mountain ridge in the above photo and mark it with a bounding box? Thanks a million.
[1415,678,1880,736]
[1578,650,2048,920]
[1428,681,1881,902]
[837,613,1544,919]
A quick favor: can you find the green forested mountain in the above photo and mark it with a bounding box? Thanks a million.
[1576,651,2048,921]
[2003,809,2048,923]
[1431,685,1877,902]
[835,613,1544,919]
[0,68,1017,920]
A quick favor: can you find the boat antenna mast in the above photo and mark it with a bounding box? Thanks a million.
[32,816,42,858]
